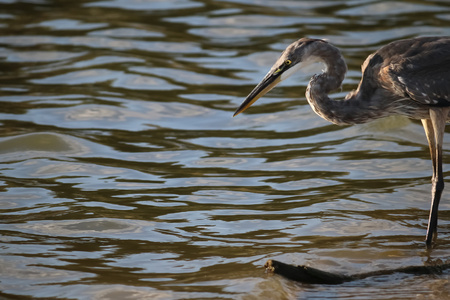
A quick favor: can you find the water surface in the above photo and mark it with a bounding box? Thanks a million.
[1,0,450,299]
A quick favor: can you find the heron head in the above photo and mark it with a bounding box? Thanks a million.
[233,38,324,117]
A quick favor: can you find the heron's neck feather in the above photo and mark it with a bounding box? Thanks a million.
[305,43,386,125]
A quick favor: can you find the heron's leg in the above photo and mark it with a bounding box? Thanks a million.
[423,108,449,246]
[421,119,436,180]
[421,118,438,246]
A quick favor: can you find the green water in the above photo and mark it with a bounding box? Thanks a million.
[0,0,449,299]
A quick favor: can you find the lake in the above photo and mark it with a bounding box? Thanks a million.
[0,0,449,299]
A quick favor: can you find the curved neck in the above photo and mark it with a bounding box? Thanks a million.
[305,43,378,125]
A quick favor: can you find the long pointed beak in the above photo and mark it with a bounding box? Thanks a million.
[233,72,282,117]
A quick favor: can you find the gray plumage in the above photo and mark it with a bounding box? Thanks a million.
[234,36,450,246]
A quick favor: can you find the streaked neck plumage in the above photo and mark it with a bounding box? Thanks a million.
[304,42,387,125]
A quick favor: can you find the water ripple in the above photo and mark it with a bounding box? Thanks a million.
[1,0,450,299]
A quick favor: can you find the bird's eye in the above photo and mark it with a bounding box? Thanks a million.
[274,59,292,74]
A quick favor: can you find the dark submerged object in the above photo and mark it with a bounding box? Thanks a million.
[234,36,450,246]
[265,259,450,284]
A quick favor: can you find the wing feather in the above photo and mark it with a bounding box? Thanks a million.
[385,37,450,106]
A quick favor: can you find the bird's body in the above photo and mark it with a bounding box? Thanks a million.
[234,36,450,246]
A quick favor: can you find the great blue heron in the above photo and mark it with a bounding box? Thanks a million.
[234,36,450,246]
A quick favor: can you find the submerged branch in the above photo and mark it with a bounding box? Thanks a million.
[264,259,450,285]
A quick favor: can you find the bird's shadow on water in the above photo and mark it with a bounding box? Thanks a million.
[263,244,450,285]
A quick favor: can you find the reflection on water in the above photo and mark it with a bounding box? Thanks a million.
[1,0,450,299]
